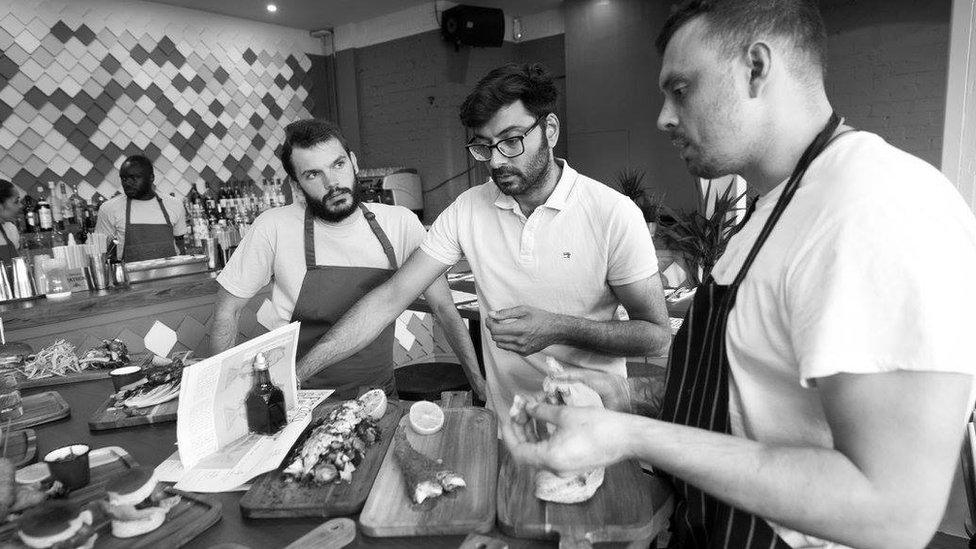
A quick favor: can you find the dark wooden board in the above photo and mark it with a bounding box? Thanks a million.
[496,447,674,548]
[359,407,497,538]
[87,396,178,431]
[239,400,404,519]
[7,429,37,468]
[1,446,138,539]
[6,391,70,430]
[90,489,222,548]
[1,447,221,548]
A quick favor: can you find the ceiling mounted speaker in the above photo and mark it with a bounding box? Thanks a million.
[441,5,505,48]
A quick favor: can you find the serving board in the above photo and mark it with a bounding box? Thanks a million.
[7,429,37,468]
[1,447,221,548]
[238,400,404,518]
[7,391,70,431]
[87,395,179,431]
[496,448,674,548]
[0,446,138,540]
[359,407,497,537]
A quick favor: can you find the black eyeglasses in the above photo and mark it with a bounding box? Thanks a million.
[465,116,547,162]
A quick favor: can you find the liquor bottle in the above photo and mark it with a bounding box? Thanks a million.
[69,185,85,226]
[50,221,65,247]
[48,182,62,224]
[23,192,38,235]
[59,182,73,224]
[37,198,53,232]
[203,183,216,217]
[275,179,286,206]
[244,353,286,435]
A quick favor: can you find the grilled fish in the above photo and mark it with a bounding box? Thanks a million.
[392,429,465,504]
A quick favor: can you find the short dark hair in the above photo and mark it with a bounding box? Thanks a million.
[656,0,827,81]
[280,118,350,181]
[122,154,154,174]
[0,179,15,204]
[459,63,558,128]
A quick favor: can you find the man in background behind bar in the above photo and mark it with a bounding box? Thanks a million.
[501,1,976,548]
[295,63,672,414]
[209,119,483,401]
[95,154,187,261]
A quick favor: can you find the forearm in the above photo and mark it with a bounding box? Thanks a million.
[621,415,932,549]
[430,302,484,396]
[296,284,413,382]
[210,307,242,356]
[555,316,670,357]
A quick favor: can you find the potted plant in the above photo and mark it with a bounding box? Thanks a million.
[617,169,666,235]
[657,177,749,286]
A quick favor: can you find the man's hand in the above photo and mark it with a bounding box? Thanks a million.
[486,306,564,355]
[501,398,632,474]
[551,370,631,413]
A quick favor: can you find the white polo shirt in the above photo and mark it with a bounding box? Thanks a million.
[217,202,427,328]
[94,194,188,257]
[421,159,658,413]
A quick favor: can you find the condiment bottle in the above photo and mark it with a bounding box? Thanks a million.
[245,352,286,435]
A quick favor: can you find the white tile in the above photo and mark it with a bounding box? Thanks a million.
[216,166,230,180]
[120,56,140,77]
[121,120,140,139]
[4,115,28,136]
[132,132,150,148]
[46,131,67,150]
[96,181,117,198]
[201,110,216,127]
[59,144,79,162]
[49,155,69,176]
[114,70,132,87]
[8,73,32,95]
[87,40,108,60]
[90,130,110,149]
[63,36,85,58]
[34,74,59,96]
[204,134,219,149]
[31,117,52,137]
[33,141,56,163]
[0,87,21,110]
[135,95,154,114]
[92,67,112,87]
[160,62,178,80]
[82,77,101,99]
[178,64,195,79]
[25,17,48,41]
[128,108,147,126]
[0,14,24,36]
[69,63,89,85]
[78,52,99,73]
[132,71,152,90]
[76,182,97,201]
[61,77,82,97]
[0,128,17,149]
[190,156,205,172]
[72,156,94,176]
[162,144,179,162]
[47,56,70,82]
[174,98,191,116]
[19,58,44,81]
[177,121,193,138]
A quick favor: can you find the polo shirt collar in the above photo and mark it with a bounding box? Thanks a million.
[492,158,578,212]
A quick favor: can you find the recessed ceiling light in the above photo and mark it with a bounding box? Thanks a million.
[266,4,277,13]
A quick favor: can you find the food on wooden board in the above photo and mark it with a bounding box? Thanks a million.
[101,466,181,538]
[392,429,466,505]
[16,501,97,549]
[509,356,606,504]
[109,355,188,409]
[281,392,385,484]
[20,340,82,380]
[78,339,129,369]
[0,458,67,526]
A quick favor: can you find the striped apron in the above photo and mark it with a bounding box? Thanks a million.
[660,113,843,549]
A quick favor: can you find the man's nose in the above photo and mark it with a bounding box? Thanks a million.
[657,100,678,132]
[487,147,510,170]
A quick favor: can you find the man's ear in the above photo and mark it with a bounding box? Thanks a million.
[746,41,773,98]
[544,112,560,150]
[349,151,360,175]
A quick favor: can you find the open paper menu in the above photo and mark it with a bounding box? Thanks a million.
[170,322,332,492]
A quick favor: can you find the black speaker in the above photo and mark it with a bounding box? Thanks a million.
[441,5,505,48]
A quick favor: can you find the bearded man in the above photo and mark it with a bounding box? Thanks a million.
[210,118,481,400]
[292,64,671,413]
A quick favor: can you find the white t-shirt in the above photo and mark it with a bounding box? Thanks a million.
[94,194,188,257]
[421,159,659,413]
[0,222,19,249]
[217,203,427,328]
[711,131,976,549]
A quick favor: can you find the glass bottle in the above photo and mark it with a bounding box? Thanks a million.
[37,199,53,232]
[244,353,286,435]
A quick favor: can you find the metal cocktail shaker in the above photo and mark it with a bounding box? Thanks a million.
[10,257,34,299]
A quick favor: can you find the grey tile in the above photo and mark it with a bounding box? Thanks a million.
[23,86,47,109]
[75,24,95,46]
[4,43,28,66]
[130,44,149,65]
[20,127,42,149]
[257,50,271,67]
[53,114,74,136]
[157,35,176,55]
[0,55,19,80]
[95,28,115,48]
[189,75,205,93]
[100,54,120,74]
[117,31,136,50]
[242,48,256,65]
[50,20,73,43]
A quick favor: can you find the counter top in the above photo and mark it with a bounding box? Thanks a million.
[0,272,223,332]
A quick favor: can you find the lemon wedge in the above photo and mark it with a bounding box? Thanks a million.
[409,400,444,435]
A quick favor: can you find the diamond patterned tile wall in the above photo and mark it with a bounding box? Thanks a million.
[0,1,323,202]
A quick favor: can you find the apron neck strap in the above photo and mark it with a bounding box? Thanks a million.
[729,112,843,290]
[302,203,399,270]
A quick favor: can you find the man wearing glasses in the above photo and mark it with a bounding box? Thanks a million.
[297,63,672,413]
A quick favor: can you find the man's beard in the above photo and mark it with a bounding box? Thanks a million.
[491,144,551,197]
[123,184,154,200]
[304,186,361,222]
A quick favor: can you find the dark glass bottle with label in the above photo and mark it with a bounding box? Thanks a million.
[245,353,286,435]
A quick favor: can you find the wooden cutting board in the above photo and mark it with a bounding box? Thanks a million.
[238,400,404,518]
[358,407,497,537]
[7,391,70,431]
[87,395,178,431]
[496,447,674,548]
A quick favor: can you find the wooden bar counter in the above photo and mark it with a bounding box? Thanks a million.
[0,272,271,358]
